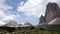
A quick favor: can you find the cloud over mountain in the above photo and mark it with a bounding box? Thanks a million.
[17,0,60,17]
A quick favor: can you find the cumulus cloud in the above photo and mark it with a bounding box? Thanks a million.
[0,10,6,17]
[0,21,6,26]
[0,0,5,4]
[0,0,12,11]
[18,0,44,17]
[1,15,16,21]
[17,0,60,17]
[0,0,17,25]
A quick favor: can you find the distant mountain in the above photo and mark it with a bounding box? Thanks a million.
[24,22,32,26]
[23,22,32,27]
[3,20,32,27]
[5,20,18,27]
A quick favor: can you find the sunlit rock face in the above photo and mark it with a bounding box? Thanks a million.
[39,2,60,24]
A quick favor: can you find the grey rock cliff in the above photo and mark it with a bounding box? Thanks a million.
[39,2,60,24]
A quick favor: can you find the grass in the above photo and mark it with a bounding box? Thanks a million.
[10,30,60,34]
[0,25,60,34]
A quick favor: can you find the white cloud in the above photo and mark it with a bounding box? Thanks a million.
[1,15,16,21]
[0,10,17,22]
[0,0,5,4]
[0,4,12,11]
[20,1,24,6]
[18,0,44,17]
[0,0,12,11]
[0,21,6,26]
[48,0,59,2]
[0,10,6,17]
[17,0,59,17]
[0,0,17,25]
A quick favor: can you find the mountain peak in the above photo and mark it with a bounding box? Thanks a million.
[46,2,59,12]
[39,2,60,24]
[5,20,18,27]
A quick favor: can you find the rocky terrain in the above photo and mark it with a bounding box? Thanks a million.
[48,18,60,24]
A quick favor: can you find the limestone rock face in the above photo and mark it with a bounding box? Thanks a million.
[45,2,60,23]
[39,2,60,24]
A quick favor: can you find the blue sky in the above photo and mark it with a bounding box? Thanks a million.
[0,0,60,25]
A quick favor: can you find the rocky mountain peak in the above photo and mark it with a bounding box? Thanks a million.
[39,15,46,24]
[46,2,59,15]
[5,20,18,27]
[24,22,32,26]
[39,2,60,24]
